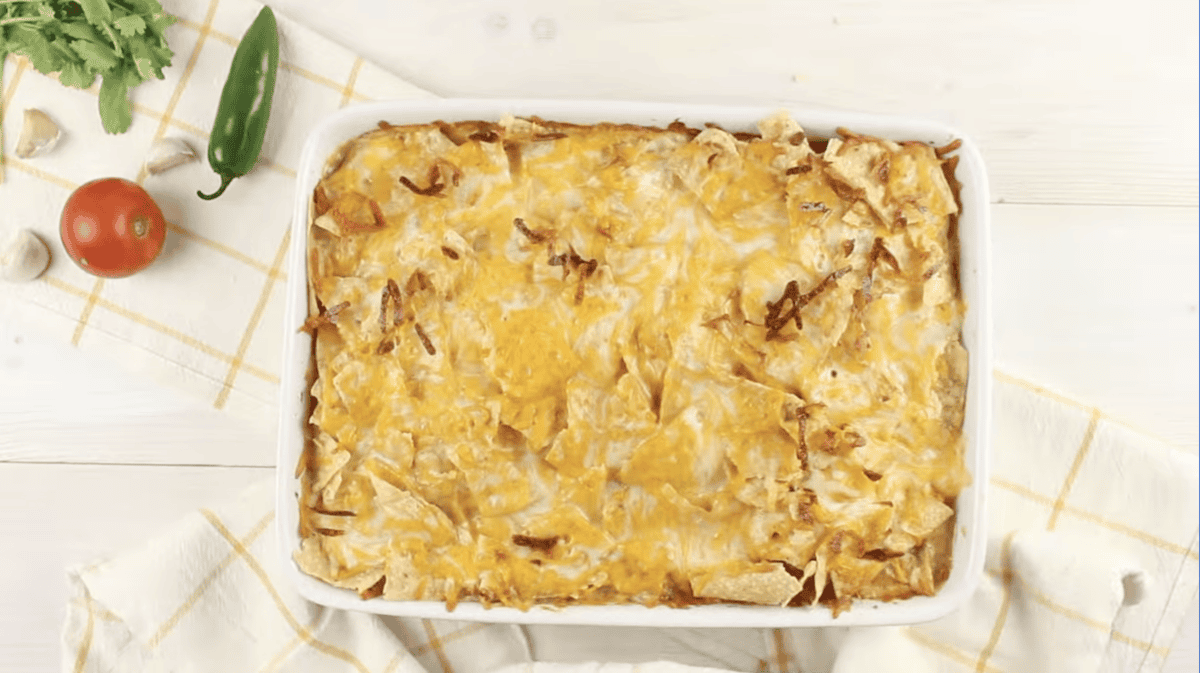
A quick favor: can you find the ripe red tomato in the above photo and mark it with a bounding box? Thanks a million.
[60,178,167,278]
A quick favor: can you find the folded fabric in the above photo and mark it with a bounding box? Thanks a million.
[63,373,1199,673]
[0,0,436,433]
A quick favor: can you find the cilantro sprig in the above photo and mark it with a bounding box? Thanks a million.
[0,0,175,134]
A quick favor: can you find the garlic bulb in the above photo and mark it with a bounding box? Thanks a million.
[0,229,51,282]
[15,109,62,159]
[145,137,198,175]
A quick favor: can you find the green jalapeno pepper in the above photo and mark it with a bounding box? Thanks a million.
[197,7,279,200]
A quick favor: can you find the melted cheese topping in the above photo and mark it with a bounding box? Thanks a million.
[297,113,970,612]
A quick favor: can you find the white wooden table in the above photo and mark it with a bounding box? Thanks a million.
[1,1,1195,670]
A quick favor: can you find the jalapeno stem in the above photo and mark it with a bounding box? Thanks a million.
[197,174,235,201]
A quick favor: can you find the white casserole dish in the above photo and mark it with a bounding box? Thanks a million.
[277,99,992,627]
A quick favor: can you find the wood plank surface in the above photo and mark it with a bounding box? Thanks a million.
[0,312,274,467]
[992,204,1199,453]
[268,0,1200,208]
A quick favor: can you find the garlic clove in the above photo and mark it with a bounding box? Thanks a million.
[0,229,51,282]
[15,109,62,159]
[145,137,198,175]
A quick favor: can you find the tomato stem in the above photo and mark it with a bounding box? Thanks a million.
[197,174,234,200]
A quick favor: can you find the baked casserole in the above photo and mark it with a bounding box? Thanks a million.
[296,111,970,614]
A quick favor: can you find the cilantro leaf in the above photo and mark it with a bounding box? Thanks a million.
[59,21,106,44]
[69,37,120,73]
[50,39,81,70]
[110,0,173,36]
[140,10,173,38]
[78,0,115,27]
[115,0,169,20]
[98,67,132,133]
[11,24,64,74]
[58,60,97,89]
[98,21,123,57]
[1,0,175,133]
[112,14,145,37]
[128,37,160,79]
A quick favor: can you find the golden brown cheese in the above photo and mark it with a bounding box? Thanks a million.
[297,112,970,613]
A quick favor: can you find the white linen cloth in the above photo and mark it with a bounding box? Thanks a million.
[62,374,1199,673]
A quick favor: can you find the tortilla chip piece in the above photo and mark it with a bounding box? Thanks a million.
[295,536,334,580]
[855,567,919,602]
[913,545,937,595]
[341,567,387,595]
[382,554,428,600]
[823,137,895,222]
[899,487,955,539]
[756,110,807,149]
[692,562,802,606]
[883,529,919,555]
[811,550,830,604]
[310,433,350,495]
[830,557,886,599]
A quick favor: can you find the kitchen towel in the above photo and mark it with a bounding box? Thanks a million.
[0,0,436,433]
[62,374,1200,673]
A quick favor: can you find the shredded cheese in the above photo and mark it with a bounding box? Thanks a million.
[298,112,970,613]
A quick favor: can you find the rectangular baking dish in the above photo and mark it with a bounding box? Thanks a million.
[276,99,992,627]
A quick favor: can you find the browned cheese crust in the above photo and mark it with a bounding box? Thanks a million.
[297,112,970,614]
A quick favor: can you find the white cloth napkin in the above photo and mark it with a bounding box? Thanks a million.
[63,373,1199,673]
